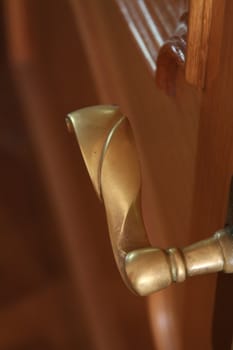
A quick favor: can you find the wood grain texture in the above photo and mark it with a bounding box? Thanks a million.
[186,0,214,87]
[184,2,233,348]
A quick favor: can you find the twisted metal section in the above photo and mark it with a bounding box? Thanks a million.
[67,105,233,296]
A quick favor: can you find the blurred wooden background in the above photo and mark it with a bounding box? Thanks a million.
[0,1,154,349]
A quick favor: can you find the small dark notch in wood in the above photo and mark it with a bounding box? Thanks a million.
[224,177,233,227]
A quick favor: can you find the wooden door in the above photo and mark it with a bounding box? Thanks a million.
[4,1,233,349]
[69,1,233,349]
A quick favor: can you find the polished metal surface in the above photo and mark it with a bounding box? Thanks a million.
[67,105,233,296]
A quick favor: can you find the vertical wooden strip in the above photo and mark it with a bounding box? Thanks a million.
[184,2,233,348]
[186,0,213,87]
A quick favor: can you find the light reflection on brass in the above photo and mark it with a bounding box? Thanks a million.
[67,105,233,296]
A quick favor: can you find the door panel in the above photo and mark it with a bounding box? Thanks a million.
[70,1,232,349]
[70,1,198,349]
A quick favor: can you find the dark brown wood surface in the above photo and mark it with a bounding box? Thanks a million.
[3,1,154,349]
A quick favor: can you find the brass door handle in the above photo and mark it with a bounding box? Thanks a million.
[66,105,233,296]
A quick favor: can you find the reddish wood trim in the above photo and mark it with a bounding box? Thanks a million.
[116,0,188,74]
[186,0,214,87]
[156,12,188,95]
[115,0,226,90]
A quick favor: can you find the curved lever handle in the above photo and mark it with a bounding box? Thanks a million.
[66,105,233,296]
